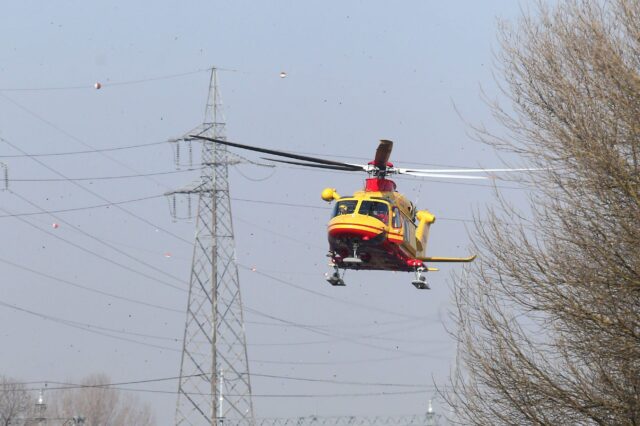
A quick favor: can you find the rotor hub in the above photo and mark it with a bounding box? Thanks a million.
[364,178,396,192]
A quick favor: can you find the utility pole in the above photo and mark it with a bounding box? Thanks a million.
[172,68,255,425]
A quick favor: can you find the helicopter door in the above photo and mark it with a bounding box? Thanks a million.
[402,216,417,254]
[392,207,402,228]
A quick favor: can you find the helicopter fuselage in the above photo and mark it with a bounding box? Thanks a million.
[324,178,434,272]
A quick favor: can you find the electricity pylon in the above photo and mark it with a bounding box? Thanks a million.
[172,68,255,425]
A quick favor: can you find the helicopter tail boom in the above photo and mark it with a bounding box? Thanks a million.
[418,255,477,263]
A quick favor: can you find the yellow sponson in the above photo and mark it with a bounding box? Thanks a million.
[416,210,435,224]
[321,188,341,202]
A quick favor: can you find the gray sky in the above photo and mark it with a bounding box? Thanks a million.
[0,1,527,423]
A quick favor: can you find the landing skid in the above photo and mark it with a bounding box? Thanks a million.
[326,273,346,286]
[412,278,430,290]
[326,262,346,286]
[412,267,430,290]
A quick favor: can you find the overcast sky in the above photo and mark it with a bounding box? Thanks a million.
[0,1,528,424]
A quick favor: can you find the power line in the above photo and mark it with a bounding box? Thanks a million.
[0,94,192,242]
[9,169,198,187]
[0,140,169,158]
[239,265,421,320]
[240,297,447,346]
[242,298,449,346]
[246,328,450,347]
[0,203,186,292]
[0,258,444,352]
[0,90,182,195]
[0,194,164,218]
[0,255,182,313]
[246,315,432,330]
[17,372,436,391]
[0,135,192,245]
[8,190,187,287]
[241,304,436,358]
[2,288,444,350]
[0,299,179,343]
[7,168,197,182]
[0,276,445,358]
[235,216,325,250]
[0,291,441,366]
[29,386,432,398]
[0,67,212,92]
[0,299,182,353]
[91,68,214,88]
[233,197,327,211]
[250,373,432,388]
[2,236,439,328]
[250,355,415,366]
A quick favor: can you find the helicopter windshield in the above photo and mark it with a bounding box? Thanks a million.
[359,200,389,224]
[332,200,358,217]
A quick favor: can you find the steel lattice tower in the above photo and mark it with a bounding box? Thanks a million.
[174,68,255,425]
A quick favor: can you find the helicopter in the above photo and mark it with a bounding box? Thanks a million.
[191,136,530,289]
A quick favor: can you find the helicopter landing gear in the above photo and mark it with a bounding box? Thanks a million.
[342,242,362,264]
[326,264,346,286]
[411,267,430,290]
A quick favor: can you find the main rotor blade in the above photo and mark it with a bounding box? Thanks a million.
[400,171,489,180]
[261,157,365,172]
[189,136,361,169]
[399,167,541,174]
[373,139,393,170]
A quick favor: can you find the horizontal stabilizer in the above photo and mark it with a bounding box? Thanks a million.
[420,255,477,263]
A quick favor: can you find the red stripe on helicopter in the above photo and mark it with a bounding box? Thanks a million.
[329,224,382,239]
[329,223,403,243]
[328,223,384,232]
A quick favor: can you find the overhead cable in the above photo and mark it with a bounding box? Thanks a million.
[0,140,168,158]
[0,194,164,218]
[0,255,182,313]
[0,67,212,92]
[0,204,186,292]
[0,135,191,245]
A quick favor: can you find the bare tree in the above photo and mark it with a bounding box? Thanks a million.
[0,375,30,426]
[447,0,640,425]
[48,374,154,426]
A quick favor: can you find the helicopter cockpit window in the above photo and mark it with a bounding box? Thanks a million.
[359,201,389,224]
[392,207,402,228]
[332,200,358,217]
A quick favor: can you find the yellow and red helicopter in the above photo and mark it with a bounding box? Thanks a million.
[193,136,527,289]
